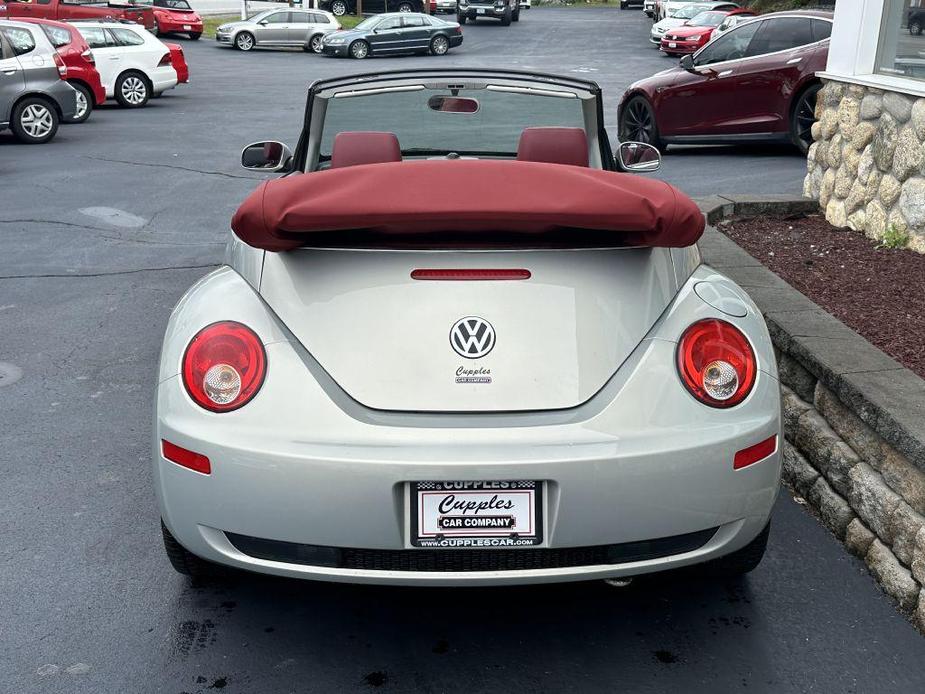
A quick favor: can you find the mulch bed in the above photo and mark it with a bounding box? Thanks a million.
[719,214,925,379]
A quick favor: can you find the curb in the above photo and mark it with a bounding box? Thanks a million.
[696,196,925,627]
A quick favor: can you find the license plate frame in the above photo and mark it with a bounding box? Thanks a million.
[668,41,677,48]
[477,8,486,14]
[183,24,192,30]
[409,481,544,548]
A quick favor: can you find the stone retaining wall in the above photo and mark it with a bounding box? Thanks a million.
[803,78,925,254]
[697,197,925,629]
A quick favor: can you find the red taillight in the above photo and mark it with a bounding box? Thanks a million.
[52,52,67,79]
[158,52,172,66]
[411,269,531,281]
[81,48,95,65]
[676,318,756,408]
[733,435,777,470]
[181,322,267,412]
[162,440,211,474]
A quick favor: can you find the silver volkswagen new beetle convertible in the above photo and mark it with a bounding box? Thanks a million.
[154,69,781,586]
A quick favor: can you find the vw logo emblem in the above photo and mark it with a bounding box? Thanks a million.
[450,316,496,359]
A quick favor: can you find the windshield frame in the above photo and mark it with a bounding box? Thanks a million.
[292,69,612,173]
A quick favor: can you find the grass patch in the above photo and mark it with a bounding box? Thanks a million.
[202,13,363,39]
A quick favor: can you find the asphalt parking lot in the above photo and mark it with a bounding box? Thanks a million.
[3,7,925,693]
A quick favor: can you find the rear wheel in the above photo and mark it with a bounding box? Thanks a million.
[10,97,58,144]
[619,95,661,149]
[161,521,224,579]
[790,82,821,154]
[397,1,413,10]
[115,71,150,108]
[695,522,769,578]
[430,34,450,55]
[330,0,348,15]
[910,20,922,36]
[68,81,93,124]
[189,32,201,40]
[349,39,369,59]
[235,31,255,51]
[308,33,324,53]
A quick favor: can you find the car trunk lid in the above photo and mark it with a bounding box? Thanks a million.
[258,247,678,413]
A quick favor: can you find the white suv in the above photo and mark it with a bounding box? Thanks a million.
[74,22,177,108]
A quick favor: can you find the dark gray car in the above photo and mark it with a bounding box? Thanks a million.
[0,20,78,144]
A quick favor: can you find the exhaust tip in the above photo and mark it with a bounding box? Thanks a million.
[603,577,634,588]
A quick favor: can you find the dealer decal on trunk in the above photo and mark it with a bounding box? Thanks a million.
[451,316,495,384]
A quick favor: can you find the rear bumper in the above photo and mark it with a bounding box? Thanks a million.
[660,39,700,54]
[460,6,509,18]
[158,18,203,33]
[150,66,179,94]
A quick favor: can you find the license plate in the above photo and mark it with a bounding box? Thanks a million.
[183,24,192,30]
[410,481,543,548]
[668,42,677,48]
[477,8,485,13]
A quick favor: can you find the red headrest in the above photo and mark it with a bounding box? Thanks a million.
[516,127,589,167]
[330,131,402,169]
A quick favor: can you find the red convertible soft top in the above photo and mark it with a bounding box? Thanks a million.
[231,160,704,251]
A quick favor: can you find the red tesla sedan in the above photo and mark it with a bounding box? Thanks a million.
[660,8,756,56]
[620,10,833,154]
[16,17,106,123]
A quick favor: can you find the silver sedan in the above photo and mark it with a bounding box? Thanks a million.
[215,8,341,53]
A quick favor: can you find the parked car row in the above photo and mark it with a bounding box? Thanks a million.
[1,17,187,144]
[618,7,833,154]
[216,9,464,58]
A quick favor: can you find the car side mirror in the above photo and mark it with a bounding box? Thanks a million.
[241,141,293,172]
[617,142,661,173]
[679,54,695,71]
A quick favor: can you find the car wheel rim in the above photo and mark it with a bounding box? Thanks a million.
[238,34,253,49]
[311,35,323,52]
[352,42,367,58]
[795,90,818,148]
[434,37,448,54]
[399,3,412,10]
[122,77,146,105]
[623,100,653,144]
[332,1,346,14]
[20,104,53,139]
[74,91,88,120]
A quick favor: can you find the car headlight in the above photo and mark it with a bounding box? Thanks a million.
[687,34,701,41]
[326,36,346,44]
[217,25,230,32]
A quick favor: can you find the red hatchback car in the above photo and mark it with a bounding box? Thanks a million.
[620,10,833,154]
[136,0,203,40]
[660,9,756,56]
[17,17,106,123]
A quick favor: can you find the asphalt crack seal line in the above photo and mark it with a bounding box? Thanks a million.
[0,264,219,280]
[84,155,259,180]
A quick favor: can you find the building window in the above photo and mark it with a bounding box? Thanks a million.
[877,0,925,80]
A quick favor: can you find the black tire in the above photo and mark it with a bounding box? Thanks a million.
[618,95,662,149]
[620,0,628,8]
[153,19,162,36]
[397,1,413,10]
[114,71,150,108]
[161,521,223,578]
[500,8,511,25]
[189,32,201,40]
[457,13,466,23]
[430,34,450,55]
[235,30,255,51]
[330,0,348,16]
[512,7,520,21]
[790,82,821,154]
[910,21,922,36]
[307,33,324,53]
[67,81,93,124]
[349,39,369,59]
[10,96,59,144]
[695,522,769,578]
